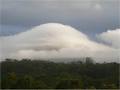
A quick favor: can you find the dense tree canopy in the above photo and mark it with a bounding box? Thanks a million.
[0,58,119,89]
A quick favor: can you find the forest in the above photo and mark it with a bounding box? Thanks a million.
[0,58,119,89]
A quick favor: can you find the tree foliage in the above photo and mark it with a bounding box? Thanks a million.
[1,58,119,89]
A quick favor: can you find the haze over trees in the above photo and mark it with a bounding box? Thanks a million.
[0,58,119,89]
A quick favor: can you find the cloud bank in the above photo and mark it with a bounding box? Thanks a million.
[97,29,120,48]
[0,23,120,62]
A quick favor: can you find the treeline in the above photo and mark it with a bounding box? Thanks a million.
[0,58,119,89]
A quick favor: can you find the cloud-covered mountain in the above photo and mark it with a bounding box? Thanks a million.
[0,23,119,62]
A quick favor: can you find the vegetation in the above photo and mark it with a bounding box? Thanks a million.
[0,58,119,89]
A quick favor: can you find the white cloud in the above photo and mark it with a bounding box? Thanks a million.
[0,23,119,62]
[94,4,102,10]
[97,29,120,48]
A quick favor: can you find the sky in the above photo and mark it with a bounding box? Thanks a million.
[0,0,119,37]
[0,0,120,62]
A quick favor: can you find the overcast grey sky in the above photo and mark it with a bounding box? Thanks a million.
[0,0,119,38]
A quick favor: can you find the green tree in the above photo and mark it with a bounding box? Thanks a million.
[56,79,83,89]
[4,72,17,89]
[85,57,94,64]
